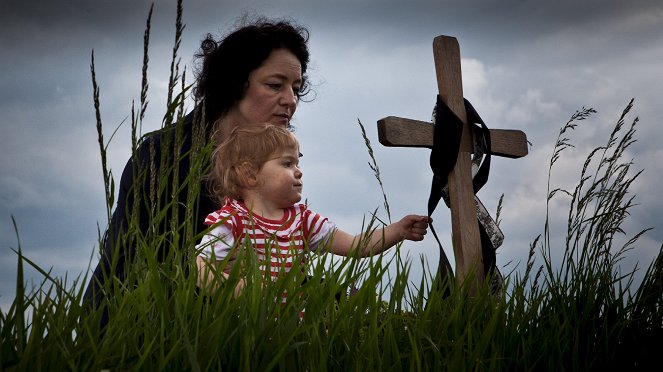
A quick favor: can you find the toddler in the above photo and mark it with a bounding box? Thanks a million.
[195,124,430,296]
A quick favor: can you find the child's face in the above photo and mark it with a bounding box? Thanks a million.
[255,146,303,208]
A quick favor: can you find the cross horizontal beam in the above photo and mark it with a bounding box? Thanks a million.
[377,116,528,159]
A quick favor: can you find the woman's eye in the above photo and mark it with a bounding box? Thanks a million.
[267,83,281,90]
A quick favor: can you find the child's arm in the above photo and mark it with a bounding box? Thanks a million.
[328,215,430,257]
[196,256,246,297]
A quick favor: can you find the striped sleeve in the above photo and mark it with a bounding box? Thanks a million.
[196,208,238,261]
[302,208,336,252]
[196,224,235,261]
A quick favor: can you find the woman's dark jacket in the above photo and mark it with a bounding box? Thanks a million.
[83,109,216,326]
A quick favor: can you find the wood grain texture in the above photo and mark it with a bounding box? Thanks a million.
[433,36,484,285]
[377,116,528,158]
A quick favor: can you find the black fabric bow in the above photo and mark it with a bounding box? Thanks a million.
[427,95,496,285]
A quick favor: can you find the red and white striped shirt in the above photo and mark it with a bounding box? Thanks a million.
[197,198,336,279]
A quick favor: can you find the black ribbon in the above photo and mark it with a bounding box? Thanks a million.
[427,95,496,286]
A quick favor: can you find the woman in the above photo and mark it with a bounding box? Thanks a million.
[83,18,311,327]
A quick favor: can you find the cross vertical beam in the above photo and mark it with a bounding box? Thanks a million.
[433,36,484,289]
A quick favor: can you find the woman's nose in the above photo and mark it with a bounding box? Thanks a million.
[280,88,297,109]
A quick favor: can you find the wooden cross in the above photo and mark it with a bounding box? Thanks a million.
[377,36,528,290]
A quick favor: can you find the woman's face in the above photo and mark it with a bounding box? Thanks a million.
[224,48,303,129]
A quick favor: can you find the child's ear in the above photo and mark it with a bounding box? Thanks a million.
[236,162,259,188]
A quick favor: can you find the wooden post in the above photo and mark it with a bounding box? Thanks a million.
[433,36,484,289]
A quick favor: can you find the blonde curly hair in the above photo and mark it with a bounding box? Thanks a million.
[207,123,299,203]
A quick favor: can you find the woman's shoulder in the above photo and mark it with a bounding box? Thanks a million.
[138,110,198,146]
[127,109,208,164]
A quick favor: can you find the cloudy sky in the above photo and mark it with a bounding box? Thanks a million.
[2,0,662,312]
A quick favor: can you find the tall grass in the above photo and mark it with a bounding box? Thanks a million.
[2,1,662,369]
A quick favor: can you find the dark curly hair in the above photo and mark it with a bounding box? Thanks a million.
[194,18,311,125]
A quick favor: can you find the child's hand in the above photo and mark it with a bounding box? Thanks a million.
[233,278,247,298]
[330,215,432,256]
[398,215,431,241]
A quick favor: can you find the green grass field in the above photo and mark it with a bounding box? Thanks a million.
[2,1,661,370]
